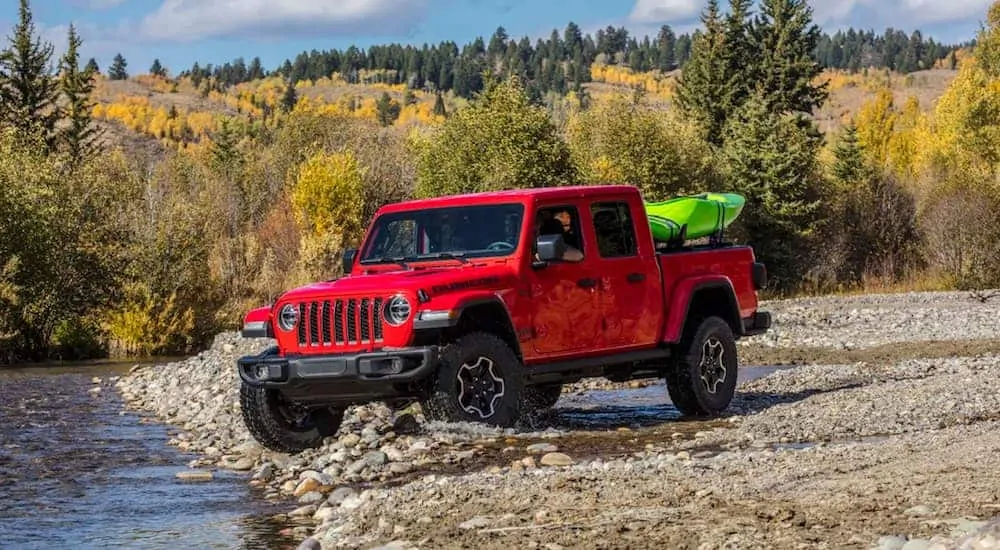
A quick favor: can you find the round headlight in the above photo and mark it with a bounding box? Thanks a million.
[277,304,299,332]
[384,295,411,326]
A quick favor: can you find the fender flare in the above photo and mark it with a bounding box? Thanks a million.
[662,275,742,343]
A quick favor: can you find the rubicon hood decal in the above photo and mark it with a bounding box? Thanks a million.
[429,276,502,297]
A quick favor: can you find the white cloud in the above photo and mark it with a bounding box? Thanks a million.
[628,0,702,24]
[807,0,992,28]
[138,0,428,42]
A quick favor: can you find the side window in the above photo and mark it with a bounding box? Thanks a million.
[534,204,584,257]
[591,202,637,258]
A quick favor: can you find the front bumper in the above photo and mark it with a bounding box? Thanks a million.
[237,345,440,405]
[742,310,772,336]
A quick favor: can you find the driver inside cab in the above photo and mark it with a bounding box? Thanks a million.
[534,210,583,262]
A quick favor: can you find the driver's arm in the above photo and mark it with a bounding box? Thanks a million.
[562,246,584,262]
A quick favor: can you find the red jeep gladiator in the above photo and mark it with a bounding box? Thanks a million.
[237,185,770,452]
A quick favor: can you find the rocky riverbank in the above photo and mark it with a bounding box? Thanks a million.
[114,290,1000,549]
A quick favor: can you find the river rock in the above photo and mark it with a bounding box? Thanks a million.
[294,478,322,497]
[176,470,213,481]
[327,486,358,506]
[875,536,908,550]
[289,504,317,518]
[340,433,362,448]
[540,452,573,466]
[459,516,491,530]
[526,443,558,454]
[230,457,256,470]
[298,491,324,505]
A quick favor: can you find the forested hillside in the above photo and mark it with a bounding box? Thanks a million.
[1,0,998,364]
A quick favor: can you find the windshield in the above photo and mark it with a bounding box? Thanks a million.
[360,203,526,264]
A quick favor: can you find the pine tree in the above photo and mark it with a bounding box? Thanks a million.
[433,91,447,117]
[58,24,102,163]
[84,57,99,75]
[720,92,825,288]
[674,0,732,145]
[750,0,828,116]
[0,0,60,143]
[109,53,128,80]
[722,0,754,113]
[831,123,868,187]
[280,79,297,112]
[149,58,166,77]
[375,91,400,126]
[656,25,676,71]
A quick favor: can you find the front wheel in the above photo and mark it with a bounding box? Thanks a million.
[239,383,344,453]
[665,316,738,417]
[420,332,524,427]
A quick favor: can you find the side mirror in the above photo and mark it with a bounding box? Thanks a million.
[343,248,358,274]
[535,233,566,263]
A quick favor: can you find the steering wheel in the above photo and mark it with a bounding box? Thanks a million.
[486,241,514,251]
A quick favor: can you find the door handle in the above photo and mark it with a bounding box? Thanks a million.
[577,277,597,289]
[626,272,646,283]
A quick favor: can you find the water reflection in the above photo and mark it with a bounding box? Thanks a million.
[0,362,298,550]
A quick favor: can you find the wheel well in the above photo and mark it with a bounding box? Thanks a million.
[681,285,741,340]
[449,301,522,360]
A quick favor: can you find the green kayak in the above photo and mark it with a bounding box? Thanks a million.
[644,192,745,243]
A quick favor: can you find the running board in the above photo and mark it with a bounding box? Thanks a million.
[523,348,672,385]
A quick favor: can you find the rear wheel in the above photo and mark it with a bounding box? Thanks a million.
[665,316,738,417]
[420,332,524,427]
[239,383,344,453]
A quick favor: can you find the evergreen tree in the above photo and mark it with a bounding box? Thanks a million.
[750,0,828,116]
[830,123,868,186]
[58,24,102,163]
[280,79,297,112]
[149,58,166,77]
[247,56,264,80]
[674,0,731,145]
[720,92,825,288]
[84,57,99,75]
[432,91,447,117]
[109,53,128,80]
[0,0,59,143]
[722,0,754,112]
[375,91,401,126]
[656,25,676,71]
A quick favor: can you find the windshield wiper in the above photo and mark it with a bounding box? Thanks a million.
[359,256,414,269]
[419,252,468,263]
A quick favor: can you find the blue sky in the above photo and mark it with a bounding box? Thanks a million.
[3,0,993,76]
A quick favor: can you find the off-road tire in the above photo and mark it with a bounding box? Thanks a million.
[239,383,344,453]
[420,331,524,427]
[523,383,563,411]
[665,315,738,417]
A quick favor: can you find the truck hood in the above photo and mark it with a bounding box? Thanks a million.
[277,264,513,303]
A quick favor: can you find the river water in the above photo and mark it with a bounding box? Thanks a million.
[0,360,298,550]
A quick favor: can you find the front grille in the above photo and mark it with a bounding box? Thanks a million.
[296,297,384,347]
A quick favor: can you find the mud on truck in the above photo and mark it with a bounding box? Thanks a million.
[237,185,771,453]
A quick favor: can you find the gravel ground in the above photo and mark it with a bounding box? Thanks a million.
[114,290,1000,549]
[744,290,1000,350]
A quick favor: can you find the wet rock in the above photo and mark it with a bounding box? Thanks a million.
[175,470,213,481]
[294,478,322,497]
[230,457,255,470]
[392,414,420,434]
[289,504,317,518]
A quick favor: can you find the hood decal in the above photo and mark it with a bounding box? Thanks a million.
[428,276,502,297]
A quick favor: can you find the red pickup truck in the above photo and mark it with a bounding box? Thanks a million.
[237,185,770,452]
